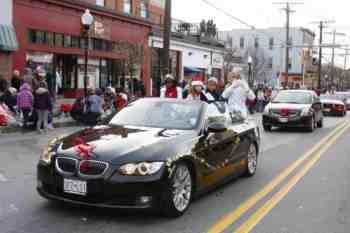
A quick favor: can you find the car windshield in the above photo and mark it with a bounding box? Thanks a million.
[272,91,312,104]
[109,99,203,130]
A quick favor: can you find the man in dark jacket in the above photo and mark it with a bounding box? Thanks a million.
[11,70,22,91]
[34,82,52,133]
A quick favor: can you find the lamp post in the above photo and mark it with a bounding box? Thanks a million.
[81,9,94,96]
[247,56,253,87]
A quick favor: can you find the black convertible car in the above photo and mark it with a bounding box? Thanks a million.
[37,98,260,217]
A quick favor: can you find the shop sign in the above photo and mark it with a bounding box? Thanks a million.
[93,20,111,40]
[26,52,53,63]
[212,53,223,68]
[151,0,165,8]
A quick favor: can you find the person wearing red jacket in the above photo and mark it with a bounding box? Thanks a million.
[160,74,183,99]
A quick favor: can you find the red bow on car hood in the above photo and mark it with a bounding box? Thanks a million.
[74,137,96,160]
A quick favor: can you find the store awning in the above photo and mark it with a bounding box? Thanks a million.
[0,25,18,52]
[184,66,201,74]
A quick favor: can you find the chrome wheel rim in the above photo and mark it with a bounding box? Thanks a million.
[247,144,257,174]
[172,165,192,212]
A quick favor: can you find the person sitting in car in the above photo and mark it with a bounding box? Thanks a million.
[204,77,222,102]
[187,81,207,101]
[160,74,183,99]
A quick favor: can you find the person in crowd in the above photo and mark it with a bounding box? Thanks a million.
[187,81,207,101]
[115,87,128,112]
[204,77,222,101]
[85,87,102,126]
[34,81,52,134]
[11,70,22,91]
[160,74,183,99]
[17,83,33,130]
[103,87,116,112]
[0,76,8,97]
[33,66,48,91]
[256,86,265,113]
[222,69,255,120]
[1,87,17,114]
[23,68,34,89]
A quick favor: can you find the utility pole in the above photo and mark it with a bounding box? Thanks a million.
[325,30,346,87]
[273,2,303,88]
[311,20,334,89]
[162,0,172,77]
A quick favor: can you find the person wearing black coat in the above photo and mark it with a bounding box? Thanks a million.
[34,82,52,133]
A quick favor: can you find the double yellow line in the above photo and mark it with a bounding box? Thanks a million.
[208,121,350,233]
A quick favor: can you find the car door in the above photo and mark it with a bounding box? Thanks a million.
[195,103,242,187]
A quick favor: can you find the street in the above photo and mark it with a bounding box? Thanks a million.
[1,114,350,233]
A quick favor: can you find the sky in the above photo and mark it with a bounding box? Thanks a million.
[172,0,350,67]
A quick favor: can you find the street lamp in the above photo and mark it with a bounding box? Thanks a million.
[81,9,94,96]
[247,56,253,87]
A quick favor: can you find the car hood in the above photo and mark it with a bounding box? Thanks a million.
[56,125,197,165]
[321,99,344,105]
[267,103,310,110]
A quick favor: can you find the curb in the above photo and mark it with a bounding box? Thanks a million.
[0,120,79,134]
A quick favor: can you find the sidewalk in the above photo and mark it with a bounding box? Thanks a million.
[0,98,78,134]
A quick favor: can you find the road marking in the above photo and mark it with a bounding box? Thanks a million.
[207,121,348,233]
[234,122,350,233]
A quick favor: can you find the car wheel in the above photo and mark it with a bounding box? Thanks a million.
[161,162,193,217]
[317,117,323,128]
[263,125,272,132]
[244,143,258,177]
[307,116,315,132]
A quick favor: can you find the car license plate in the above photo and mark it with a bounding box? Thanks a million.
[279,118,288,123]
[324,108,331,112]
[63,179,87,196]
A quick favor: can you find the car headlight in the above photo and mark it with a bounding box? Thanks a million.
[40,137,62,165]
[301,107,311,116]
[119,162,164,176]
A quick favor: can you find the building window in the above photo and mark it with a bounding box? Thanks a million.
[123,0,132,14]
[46,32,54,47]
[269,37,274,50]
[64,35,71,48]
[28,29,36,43]
[254,37,259,48]
[71,36,80,48]
[140,0,148,18]
[55,33,64,47]
[240,37,244,49]
[96,0,104,6]
[268,57,273,69]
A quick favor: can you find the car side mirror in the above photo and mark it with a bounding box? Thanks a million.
[207,123,227,133]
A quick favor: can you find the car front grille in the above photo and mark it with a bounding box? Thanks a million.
[55,157,109,177]
[56,157,77,175]
[78,160,109,177]
[271,109,301,118]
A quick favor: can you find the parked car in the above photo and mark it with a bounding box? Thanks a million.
[37,98,261,217]
[334,92,350,110]
[320,95,347,116]
[262,90,323,132]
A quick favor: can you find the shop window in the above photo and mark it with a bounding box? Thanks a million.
[64,35,72,48]
[36,31,46,44]
[96,0,104,6]
[80,38,87,49]
[239,37,244,49]
[46,32,54,47]
[105,41,113,51]
[94,38,103,50]
[28,29,36,44]
[140,0,148,18]
[254,37,259,48]
[55,33,64,47]
[123,0,132,14]
[71,36,80,48]
[269,37,274,50]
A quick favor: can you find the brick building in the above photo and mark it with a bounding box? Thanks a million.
[13,0,165,97]
[0,0,18,81]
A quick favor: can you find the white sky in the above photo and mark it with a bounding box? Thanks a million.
[172,0,350,67]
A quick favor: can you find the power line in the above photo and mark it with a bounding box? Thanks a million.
[200,0,287,46]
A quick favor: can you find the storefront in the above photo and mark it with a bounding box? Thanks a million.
[13,0,152,97]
